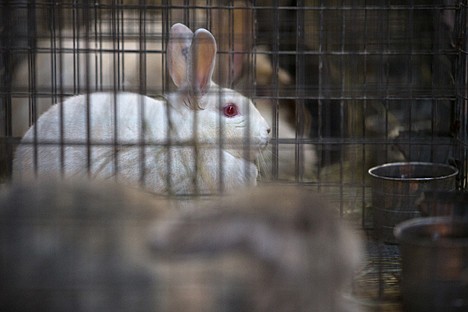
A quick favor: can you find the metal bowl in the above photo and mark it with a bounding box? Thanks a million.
[417,191,468,218]
[394,217,468,312]
[368,162,458,243]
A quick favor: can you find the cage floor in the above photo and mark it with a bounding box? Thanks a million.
[353,237,403,312]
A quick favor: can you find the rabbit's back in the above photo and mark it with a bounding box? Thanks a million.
[13,92,169,179]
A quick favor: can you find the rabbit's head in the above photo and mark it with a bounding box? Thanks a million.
[166,23,271,162]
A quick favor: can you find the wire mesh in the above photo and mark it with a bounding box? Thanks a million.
[1,0,467,311]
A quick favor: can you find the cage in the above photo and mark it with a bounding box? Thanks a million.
[1,0,467,311]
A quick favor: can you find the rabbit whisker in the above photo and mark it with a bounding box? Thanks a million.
[256,148,277,181]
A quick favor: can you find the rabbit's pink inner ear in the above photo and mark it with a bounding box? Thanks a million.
[167,23,194,87]
[192,29,217,96]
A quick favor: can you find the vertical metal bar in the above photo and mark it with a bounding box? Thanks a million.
[120,2,126,92]
[139,0,148,186]
[111,1,120,180]
[252,0,259,186]
[233,1,252,187]
[53,2,66,176]
[384,1,390,164]
[317,0,325,190]
[296,0,305,182]
[407,0,415,160]
[58,3,66,178]
[27,0,38,175]
[455,0,468,189]
[271,0,280,180]
[229,0,234,89]
[216,0,225,193]
[1,1,13,138]
[361,2,369,230]
[339,0,346,217]
[162,0,169,92]
[379,1,390,300]
[184,0,190,27]
[463,0,468,189]
[431,4,440,163]
[72,2,80,94]
[163,0,173,195]
[246,0,254,186]
[50,3,57,108]
[82,0,93,178]
[97,4,104,91]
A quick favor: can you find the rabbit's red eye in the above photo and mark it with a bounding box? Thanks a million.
[223,103,239,117]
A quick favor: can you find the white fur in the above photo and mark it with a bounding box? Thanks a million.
[11,14,317,181]
[13,24,271,195]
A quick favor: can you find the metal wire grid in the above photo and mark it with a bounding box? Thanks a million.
[1,1,257,184]
[353,242,402,311]
[254,2,466,224]
[0,0,467,310]
[455,0,468,189]
[1,2,465,183]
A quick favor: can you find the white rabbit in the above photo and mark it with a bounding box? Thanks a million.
[13,23,271,196]
[10,9,317,182]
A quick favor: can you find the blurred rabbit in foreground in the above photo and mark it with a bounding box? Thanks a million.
[0,180,363,312]
[0,178,170,312]
[152,185,364,312]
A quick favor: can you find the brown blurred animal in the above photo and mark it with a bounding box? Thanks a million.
[0,179,363,312]
[152,185,364,312]
[0,178,170,312]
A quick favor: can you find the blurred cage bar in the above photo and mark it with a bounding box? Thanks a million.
[0,0,467,310]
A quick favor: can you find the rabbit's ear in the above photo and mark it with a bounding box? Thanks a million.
[167,23,194,88]
[191,28,217,97]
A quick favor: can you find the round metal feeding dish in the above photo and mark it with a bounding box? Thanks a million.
[368,162,458,243]
[394,217,468,312]
[418,191,468,218]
